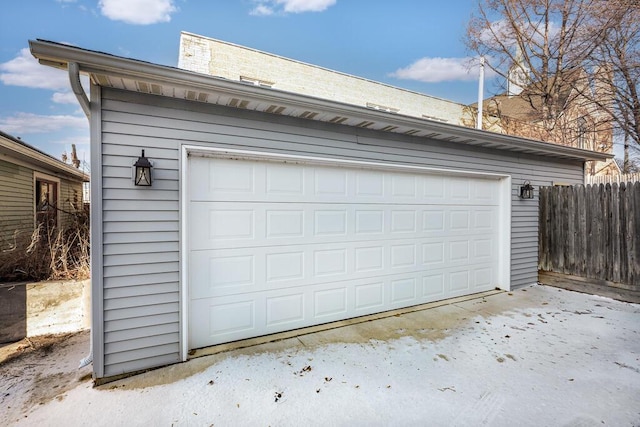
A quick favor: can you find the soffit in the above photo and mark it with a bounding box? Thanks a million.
[29,39,611,163]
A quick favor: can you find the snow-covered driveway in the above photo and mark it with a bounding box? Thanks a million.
[2,284,639,426]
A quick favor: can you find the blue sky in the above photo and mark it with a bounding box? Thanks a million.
[1,0,498,167]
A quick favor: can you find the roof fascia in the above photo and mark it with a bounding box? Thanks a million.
[0,133,88,181]
[29,39,611,163]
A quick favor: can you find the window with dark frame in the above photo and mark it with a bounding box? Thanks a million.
[35,178,58,227]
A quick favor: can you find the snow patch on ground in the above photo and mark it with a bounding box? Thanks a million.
[2,285,639,426]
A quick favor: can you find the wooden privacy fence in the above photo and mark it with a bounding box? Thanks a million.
[538,182,640,286]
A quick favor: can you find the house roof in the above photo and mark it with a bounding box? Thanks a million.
[0,130,88,182]
[480,69,586,122]
[29,39,612,163]
[482,94,542,122]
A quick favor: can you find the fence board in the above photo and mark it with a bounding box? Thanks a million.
[575,185,586,277]
[539,183,640,288]
[629,182,640,283]
[611,183,620,283]
[620,182,629,282]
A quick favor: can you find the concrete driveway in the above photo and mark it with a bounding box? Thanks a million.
[2,284,639,426]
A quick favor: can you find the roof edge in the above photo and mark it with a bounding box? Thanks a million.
[0,130,89,181]
[29,39,611,163]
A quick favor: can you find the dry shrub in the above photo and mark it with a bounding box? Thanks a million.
[0,211,90,282]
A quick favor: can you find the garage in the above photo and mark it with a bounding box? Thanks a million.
[186,150,509,348]
[30,39,612,380]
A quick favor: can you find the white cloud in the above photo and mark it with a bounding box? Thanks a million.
[99,0,177,25]
[52,135,90,146]
[390,57,496,83]
[250,0,336,15]
[1,50,91,103]
[250,4,275,16]
[0,113,88,135]
[279,0,336,13]
[52,91,80,104]
[480,19,560,51]
[0,48,69,90]
[479,19,510,46]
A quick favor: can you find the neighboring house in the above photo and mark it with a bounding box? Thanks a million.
[469,65,619,177]
[179,32,617,178]
[0,130,88,247]
[178,32,468,125]
[29,39,610,382]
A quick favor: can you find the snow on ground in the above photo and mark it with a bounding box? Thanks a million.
[2,285,639,426]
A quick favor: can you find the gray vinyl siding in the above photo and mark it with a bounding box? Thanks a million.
[58,178,84,229]
[0,159,84,247]
[0,159,33,247]
[98,87,583,377]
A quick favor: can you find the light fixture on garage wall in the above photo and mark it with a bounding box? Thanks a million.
[133,150,152,186]
[520,180,534,199]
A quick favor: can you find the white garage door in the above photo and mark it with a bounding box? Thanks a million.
[187,154,503,349]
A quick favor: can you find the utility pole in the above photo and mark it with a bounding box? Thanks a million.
[477,56,485,130]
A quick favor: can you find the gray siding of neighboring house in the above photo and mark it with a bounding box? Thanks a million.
[0,159,33,247]
[58,177,84,229]
[97,87,584,378]
[0,157,84,248]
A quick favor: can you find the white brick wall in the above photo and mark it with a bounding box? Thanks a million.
[179,32,469,125]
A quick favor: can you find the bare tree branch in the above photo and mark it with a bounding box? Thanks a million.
[465,0,640,172]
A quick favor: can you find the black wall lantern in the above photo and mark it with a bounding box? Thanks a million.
[134,150,152,186]
[520,180,534,199]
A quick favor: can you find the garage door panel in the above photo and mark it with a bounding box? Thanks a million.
[450,177,472,201]
[450,210,472,232]
[314,287,348,319]
[474,267,494,289]
[390,243,417,268]
[354,281,385,312]
[189,203,256,247]
[390,277,417,304]
[190,236,497,300]
[473,238,495,263]
[188,156,504,349]
[473,208,496,230]
[266,251,305,282]
[189,251,259,299]
[449,270,471,293]
[313,248,347,277]
[190,296,259,347]
[423,273,445,298]
[314,209,348,236]
[190,202,498,250]
[189,156,257,200]
[356,170,384,197]
[189,157,501,205]
[190,265,497,347]
[422,241,446,266]
[448,176,500,205]
[267,209,305,238]
[422,209,445,232]
[266,292,306,327]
